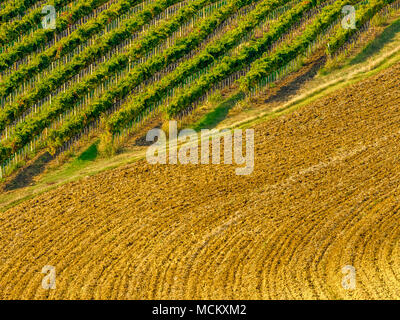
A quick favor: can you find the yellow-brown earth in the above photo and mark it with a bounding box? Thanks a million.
[1,61,400,299]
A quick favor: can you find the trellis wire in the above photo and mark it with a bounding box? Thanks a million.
[0,0,235,177]
[331,0,400,58]
[0,0,354,178]
[1,0,228,140]
[1,0,84,53]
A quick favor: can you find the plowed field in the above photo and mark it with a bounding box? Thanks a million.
[1,61,400,299]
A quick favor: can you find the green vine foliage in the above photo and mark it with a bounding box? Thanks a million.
[0,0,114,70]
[239,0,359,91]
[0,0,230,162]
[0,0,187,132]
[326,0,396,54]
[107,0,297,133]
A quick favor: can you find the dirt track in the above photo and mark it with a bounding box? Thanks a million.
[1,61,400,299]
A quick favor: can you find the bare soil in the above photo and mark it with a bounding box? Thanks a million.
[1,61,400,299]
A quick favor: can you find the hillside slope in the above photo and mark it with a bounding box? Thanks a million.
[0,60,400,299]
[4,0,398,179]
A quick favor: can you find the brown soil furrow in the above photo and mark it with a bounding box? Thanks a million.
[1,60,400,299]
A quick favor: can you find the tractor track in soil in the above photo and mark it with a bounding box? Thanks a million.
[0,60,400,299]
